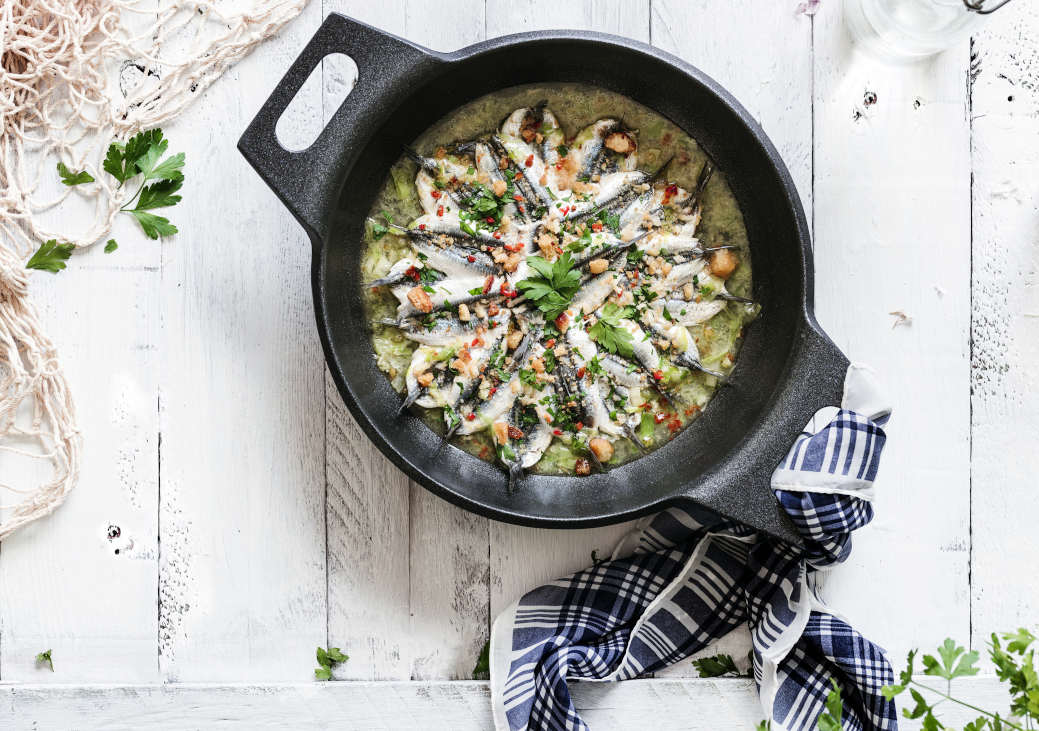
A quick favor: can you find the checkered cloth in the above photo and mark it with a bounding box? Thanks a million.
[490,365,897,731]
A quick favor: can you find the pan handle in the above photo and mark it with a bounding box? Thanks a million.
[238,13,440,242]
[670,320,849,545]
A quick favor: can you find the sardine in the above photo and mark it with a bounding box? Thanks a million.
[571,119,637,179]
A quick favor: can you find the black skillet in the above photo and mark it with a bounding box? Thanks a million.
[238,13,848,543]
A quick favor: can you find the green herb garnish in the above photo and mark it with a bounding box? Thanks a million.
[588,303,635,358]
[314,646,348,681]
[57,161,94,186]
[104,128,185,239]
[26,240,75,273]
[515,253,581,320]
[35,649,54,672]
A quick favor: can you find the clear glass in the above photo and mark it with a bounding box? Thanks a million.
[844,0,988,61]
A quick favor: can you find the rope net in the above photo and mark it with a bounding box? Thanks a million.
[0,0,306,539]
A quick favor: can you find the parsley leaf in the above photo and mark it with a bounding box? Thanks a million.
[104,128,185,238]
[588,303,635,358]
[35,649,54,672]
[56,161,94,186]
[516,253,581,319]
[104,239,119,253]
[923,639,980,681]
[692,653,739,678]
[472,640,491,680]
[26,240,75,273]
[817,680,844,731]
[315,645,349,681]
[131,211,178,239]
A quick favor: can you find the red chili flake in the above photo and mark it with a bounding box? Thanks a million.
[653,370,664,381]
[655,412,666,424]
[577,367,586,378]
[553,429,563,436]
[684,406,701,417]
[436,205,444,217]
[514,171,523,181]
[471,337,484,347]
[499,282,518,298]
[418,223,426,231]
[493,232,502,240]
[545,338,556,348]
[482,275,494,294]
[560,206,569,216]
[524,154,534,167]
[430,190,441,199]
[507,425,524,440]
[479,445,491,459]
[575,421,584,431]
[504,241,523,252]
[591,221,603,232]
[467,254,476,262]
[663,183,679,204]
[513,194,524,202]
[555,162,563,170]
[518,204,526,213]
[667,418,682,433]
[641,402,653,411]
[467,413,476,421]
[486,216,495,223]
[405,266,421,282]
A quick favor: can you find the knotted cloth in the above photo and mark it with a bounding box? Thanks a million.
[491,365,898,730]
[0,0,306,538]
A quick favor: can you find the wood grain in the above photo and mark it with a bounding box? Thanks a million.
[812,1,972,663]
[2,678,1013,730]
[155,0,327,681]
[969,2,1039,649]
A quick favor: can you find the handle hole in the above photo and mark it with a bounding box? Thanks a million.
[275,53,358,153]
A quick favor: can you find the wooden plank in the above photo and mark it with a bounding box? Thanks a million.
[969,2,1039,647]
[481,0,651,631]
[812,3,972,663]
[648,0,813,678]
[0,677,1014,730]
[320,0,491,682]
[155,0,328,681]
[0,248,160,682]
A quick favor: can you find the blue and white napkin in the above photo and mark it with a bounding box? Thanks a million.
[491,365,897,731]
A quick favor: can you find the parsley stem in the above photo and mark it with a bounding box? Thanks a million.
[119,180,147,212]
[910,680,1026,730]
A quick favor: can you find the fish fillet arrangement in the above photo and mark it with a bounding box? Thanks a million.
[365,102,757,486]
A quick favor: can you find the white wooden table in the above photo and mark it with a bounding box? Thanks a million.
[3,1,1038,728]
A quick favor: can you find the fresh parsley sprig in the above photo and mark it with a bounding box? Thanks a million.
[515,253,581,320]
[26,240,75,273]
[105,128,185,239]
[692,653,742,678]
[881,631,1038,731]
[314,645,349,681]
[587,302,635,358]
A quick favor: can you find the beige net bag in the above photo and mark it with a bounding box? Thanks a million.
[0,0,307,539]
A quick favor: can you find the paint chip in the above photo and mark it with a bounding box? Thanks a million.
[889,310,912,328]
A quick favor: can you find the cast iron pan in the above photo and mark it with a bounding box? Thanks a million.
[238,13,849,544]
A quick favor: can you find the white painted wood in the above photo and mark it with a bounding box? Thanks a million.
[155,0,328,681]
[0,677,1016,730]
[969,1,1039,649]
[812,2,972,664]
[482,0,648,639]
[0,254,160,683]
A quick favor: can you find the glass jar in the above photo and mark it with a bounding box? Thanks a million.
[844,0,1014,62]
